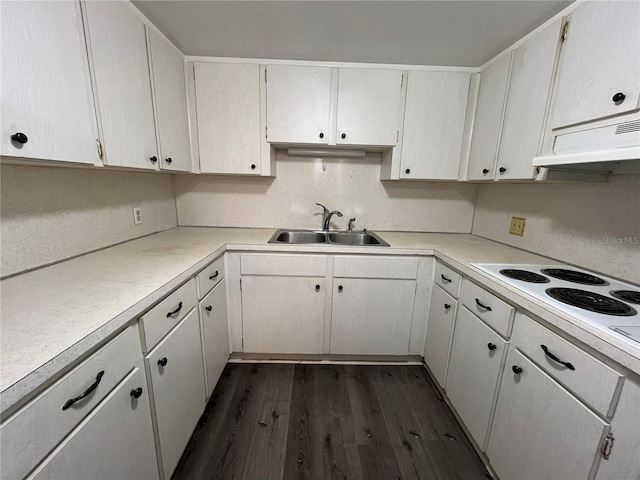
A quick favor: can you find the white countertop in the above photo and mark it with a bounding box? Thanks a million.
[2,227,638,413]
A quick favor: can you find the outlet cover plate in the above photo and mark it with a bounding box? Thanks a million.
[132,206,142,225]
[509,216,526,236]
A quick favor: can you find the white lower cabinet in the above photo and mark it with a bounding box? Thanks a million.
[146,309,206,479]
[487,348,609,480]
[423,285,458,386]
[200,279,230,398]
[31,368,158,480]
[445,307,507,450]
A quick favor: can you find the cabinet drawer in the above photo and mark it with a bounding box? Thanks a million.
[460,279,514,338]
[435,262,462,297]
[140,278,197,352]
[0,326,141,480]
[241,254,327,277]
[512,312,624,418]
[333,256,419,279]
[196,255,225,299]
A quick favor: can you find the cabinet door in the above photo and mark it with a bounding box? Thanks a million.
[424,285,457,387]
[497,20,562,180]
[487,349,609,480]
[32,368,158,480]
[0,1,97,164]
[266,65,332,144]
[400,71,470,180]
[330,278,415,355]
[552,1,640,129]
[445,307,507,449]
[336,68,403,146]
[146,309,206,479]
[467,53,512,180]
[200,280,230,398]
[195,62,261,174]
[241,276,325,353]
[148,28,191,172]
[84,1,158,170]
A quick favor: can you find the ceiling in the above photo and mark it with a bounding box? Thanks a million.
[133,0,572,67]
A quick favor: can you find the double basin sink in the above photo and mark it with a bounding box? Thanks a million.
[268,229,390,247]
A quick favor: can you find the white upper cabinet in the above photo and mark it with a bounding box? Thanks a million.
[400,71,471,180]
[194,62,262,175]
[496,20,562,180]
[467,53,512,180]
[147,28,192,172]
[266,65,332,144]
[551,1,640,129]
[84,1,158,170]
[336,68,404,146]
[0,1,98,164]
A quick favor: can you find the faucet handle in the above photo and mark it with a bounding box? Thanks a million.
[315,202,329,214]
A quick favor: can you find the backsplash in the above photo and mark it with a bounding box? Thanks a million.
[1,165,177,277]
[472,174,640,284]
[174,152,478,232]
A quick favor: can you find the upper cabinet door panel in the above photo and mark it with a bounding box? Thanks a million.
[400,71,470,180]
[551,1,640,129]
[497,20,562,180]
[0,1,97,164]
[336,68,403,146]
[266,65,332,144]
[84,1,158,170]
[195,62,261,175]
[148,28,191,172]
[467,53,512,180]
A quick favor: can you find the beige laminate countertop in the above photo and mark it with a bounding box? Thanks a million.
[2,227,638,413]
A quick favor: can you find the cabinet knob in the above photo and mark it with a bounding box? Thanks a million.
[250,164,256,170]
[482,168,489,175]
[499,167,506,173]
[487,343,497,351]
[11,132,28,144]
[150,156,158,164]
[158,357,168,367]
[338,285,343,292]
[612,92,626,104]
[319,132,324,139]
[315,284,320,292]
[405,168,411,175]
[512,365,523,375]
[444,303,451,310]
[130,387,143,399]
[165,157,172,164]
[341,133,346,139]
[205,305,212,312]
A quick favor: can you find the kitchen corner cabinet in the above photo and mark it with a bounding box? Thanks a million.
[399,71,471,180]
[200,279,230,398]
[147,28,192,172]
[423,285,458,386]
[194,62,262,175]
[145,309,206,479]
[551,1,640,129]
[83,0,159,171]
[0,1,98,164]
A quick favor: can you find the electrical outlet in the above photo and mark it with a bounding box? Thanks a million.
[132,206,142,225]
[509,216,526,236]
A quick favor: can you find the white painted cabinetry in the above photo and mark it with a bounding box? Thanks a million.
[423,285,458,387]
[399,71,471,180]
[0,1,98,164]
[199,279,230,398]
[83,1,159,170]
[147,28,192,172]
[551,1,640,129]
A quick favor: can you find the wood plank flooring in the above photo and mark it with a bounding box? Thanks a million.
[173,364,490,480]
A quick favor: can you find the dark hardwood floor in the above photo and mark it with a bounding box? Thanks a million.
[173,364,490,480]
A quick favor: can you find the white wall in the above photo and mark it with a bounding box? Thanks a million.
[1,165,177,277]
[472,174,640,283]
[175,153,478,232]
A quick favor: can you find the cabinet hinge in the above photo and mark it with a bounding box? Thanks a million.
[561,20,570,43]
[240,279,242,291]
[601,432,614,460]
[96,139,103,160]
[396,131,399,143]
[401,73,404,88]
[265,69,267,82]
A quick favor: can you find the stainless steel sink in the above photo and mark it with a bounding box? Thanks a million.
[268,229,389,246]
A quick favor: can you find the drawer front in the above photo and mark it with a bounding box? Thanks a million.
[141,278,197,352]
[512,312,624,418]
[333,256,419,279]
[241,254,327,277]
[196,255,225,299]
[435,262,462,298]
[0,326,141,480]
[424,285,458,387]
[460,279,514,338]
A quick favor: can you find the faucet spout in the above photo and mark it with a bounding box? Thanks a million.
[323,210,343,231]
